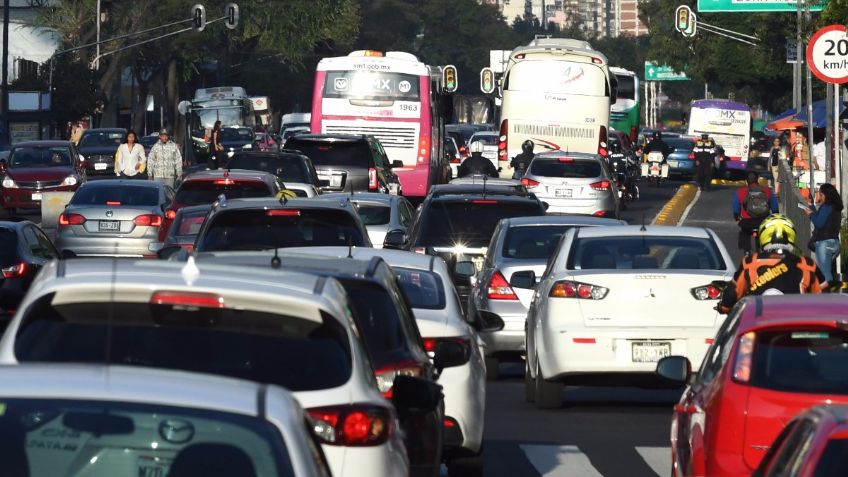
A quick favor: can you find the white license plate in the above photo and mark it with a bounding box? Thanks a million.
[94,162,108,170]
[31,193,42,201]
[632,342,671,363]
[99,220,120,231]
[554,188,572,198]
[138,455,171,477]
[668,161,678,168]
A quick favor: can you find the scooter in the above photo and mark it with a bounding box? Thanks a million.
[641,151,669,187]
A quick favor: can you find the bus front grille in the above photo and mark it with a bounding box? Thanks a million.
[325,125,417,149]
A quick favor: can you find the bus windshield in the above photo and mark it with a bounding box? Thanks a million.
[506,61,607,96]
[615,74,636,100]
[323,71,420,102]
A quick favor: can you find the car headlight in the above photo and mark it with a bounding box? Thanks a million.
[242,144,252,150]
[61,175,78,186]
[2,177,16,188]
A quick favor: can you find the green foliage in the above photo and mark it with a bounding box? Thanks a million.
[819,0,848,27]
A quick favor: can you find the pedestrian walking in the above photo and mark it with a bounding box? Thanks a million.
[733,171,779,255]
[768,137,788,191]
[114,130,147,180]
[805,183,843,288]
[147,128,183,188]
[210,120,224,170]
[693,133,716,191]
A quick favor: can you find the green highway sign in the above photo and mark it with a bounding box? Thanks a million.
[697,0,825,12]
[644,62,689,81]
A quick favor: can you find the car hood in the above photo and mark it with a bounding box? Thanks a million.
[79,145,119,156]
[7,167,74,181]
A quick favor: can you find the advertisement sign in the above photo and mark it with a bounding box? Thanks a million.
[9,122,40,144]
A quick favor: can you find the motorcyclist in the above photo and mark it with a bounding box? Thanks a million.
[510,140,535,179]
[607,140,627,170]
[458,141,499,178]
[693,133,716,191]
[643,132,671,161]
[733,171,778,254]
[718,214,827,313]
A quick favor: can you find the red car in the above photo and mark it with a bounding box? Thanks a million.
[159,169,281,241]
[0,141,85,213]
[656,295,848,477]
[755,405,848,477]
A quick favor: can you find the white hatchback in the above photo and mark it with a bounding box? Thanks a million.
[524,226,735,408]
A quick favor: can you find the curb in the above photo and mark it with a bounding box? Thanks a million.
[653,183,698,226]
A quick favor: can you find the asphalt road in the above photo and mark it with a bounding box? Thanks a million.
[681,184,745,264]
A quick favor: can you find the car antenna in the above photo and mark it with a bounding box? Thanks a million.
[347,234,354,258]
[640,213,647,232]
[271,246,281,269]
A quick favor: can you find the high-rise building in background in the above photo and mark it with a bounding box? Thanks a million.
[484,0,646,38]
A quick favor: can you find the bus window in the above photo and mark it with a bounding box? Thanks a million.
[506,61,608,96]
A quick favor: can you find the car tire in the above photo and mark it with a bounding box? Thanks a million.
[535,363,562,409]
[524,362,536,403]
[484,356,499,381]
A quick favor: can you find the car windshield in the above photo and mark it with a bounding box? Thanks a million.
[14,293,352,392]
[221,129,254,142]
[226,155,310,183]
[9,147,71,168]
[417,200,545,248]
[71,185,159,207]
[196,208,367,252]
[812,438,848,476]
[79,131,124,148]
[529,159,602,178]
[503,225,572,259]
[394,268,446,310]
[0,227,19,268]
[342,281,408,366]
[175,181,272,206]
[355,204,390,226]
[470,135,497,146]
[173,209,209,237]
[567,236,726,270]
[750,329,848,395]
[284,140,370,168]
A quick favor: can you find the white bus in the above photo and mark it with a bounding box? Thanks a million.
[496,38,616,178]
[686,99,752,172]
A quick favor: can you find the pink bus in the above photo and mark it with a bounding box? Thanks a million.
[311,51,451,199]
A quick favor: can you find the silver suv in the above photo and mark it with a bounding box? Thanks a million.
[520,152,619,218]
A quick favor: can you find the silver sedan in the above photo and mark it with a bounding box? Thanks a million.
[521,152,619,218]
[56,179,173,258]
[322,192,416,248]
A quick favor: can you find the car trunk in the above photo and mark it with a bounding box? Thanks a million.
[499,261,549,308]
[74,206,159,236]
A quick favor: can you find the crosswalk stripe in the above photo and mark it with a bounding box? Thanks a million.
[519,444,604,477]
[635,447,670,477]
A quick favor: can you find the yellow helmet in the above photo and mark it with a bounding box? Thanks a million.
[758,214,796,249]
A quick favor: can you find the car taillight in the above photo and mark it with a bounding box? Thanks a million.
[418,136,430,164]
[307,405,393,447]
[520,177,540,188]
[590,180,611,191]
[459,146,469,158]
[368,167,378,190]
[691,284,722,300]
[58,213,86,227]
[472,199,498,204]
[549,280,608,300]
[150,291,224,309]
[375,361,423,397]
[412,247,426,254]
[213,179,235,185]
[598,125,608,157]
[423,337,471,365]
[488,270,518,300]
[450,158,461,164]
[1,262,28,279]
[732,331,755,383]
[106,201,121,205]
[266,209,300,217]
[165,209,177,220]
[688,152,695,160]
[498,119,508,160]
[133,214,163,227]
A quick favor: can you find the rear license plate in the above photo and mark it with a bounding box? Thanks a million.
[94,163,108,170]
[632,342,671,363]
[555,188,572,198]
[137,455,171,477]
[31,193,42,201]
[99,220,120,231]
[668,161,678,168]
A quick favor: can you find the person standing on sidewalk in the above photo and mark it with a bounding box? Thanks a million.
[114,130,146,179]
[805,183,843,288]
[732,171,779,255]
[769,137,788,190]
[147,128,183,188]
[693,133,716,191]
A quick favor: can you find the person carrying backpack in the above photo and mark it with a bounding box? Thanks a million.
[733,171,778,254]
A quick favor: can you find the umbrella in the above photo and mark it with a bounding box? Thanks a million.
[793,99,846,129]
[766,117,805,131]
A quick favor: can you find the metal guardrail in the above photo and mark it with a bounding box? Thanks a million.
[777,159,812,256]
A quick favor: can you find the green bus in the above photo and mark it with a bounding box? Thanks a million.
[609,67,640,142]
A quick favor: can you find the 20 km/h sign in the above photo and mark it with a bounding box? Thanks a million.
[807,25,848,84]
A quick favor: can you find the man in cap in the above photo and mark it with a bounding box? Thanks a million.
[147,128,183,188]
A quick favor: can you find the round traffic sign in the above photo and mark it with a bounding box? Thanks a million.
[807,24,848,84]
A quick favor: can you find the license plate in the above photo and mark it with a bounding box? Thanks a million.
[94,162,108,170]
[99,220,120,231]
[555,188,572,198]
[31,193,42,201]
[632,342,671,363]
[668,161,678,168]
[137,455,171,477]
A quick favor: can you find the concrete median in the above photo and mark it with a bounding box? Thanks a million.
[652,183,698,226]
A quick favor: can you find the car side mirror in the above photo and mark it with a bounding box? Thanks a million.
[509,270,536,289]
[455,261,476,279]
[391,375,442,414]
[382,229,407,250]
[433,338,470,371]
[655,356,691,385]
[391,160,404,168]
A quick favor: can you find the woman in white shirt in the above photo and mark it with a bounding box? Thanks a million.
[114,130,147,179]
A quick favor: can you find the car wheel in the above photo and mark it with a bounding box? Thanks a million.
[524,362,536,403]
[535,362,562,409]
[484,356,499,381]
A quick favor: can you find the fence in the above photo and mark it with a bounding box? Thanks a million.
[777,159,812,256]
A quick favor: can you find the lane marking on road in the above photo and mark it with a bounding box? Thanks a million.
[678,187,701,226]
[519,444,604,477]
[635,447,670,477]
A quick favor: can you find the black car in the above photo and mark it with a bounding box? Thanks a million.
[0,219,59,330]
[220,127,257,156]
[225,150,321,192]
[78,128,126,176]
[284,134,402,194]
[404,184,547,309]
[195,251,446,477]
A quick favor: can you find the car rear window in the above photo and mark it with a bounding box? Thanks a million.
[750,329,848,395]
[567,236,726,270]
[503,225,571,259]
[0,398,295,477]
[395,268,446,310]
[71,185,159,207]
[284,140,370,168]
[342,281,408,366]
[666,138,695,150]
[470,135,497,146]
[175,181,272,206]
[813,438,848,476]
[196,208,366,252]
[529,159,602,178]
[416,200,545,248]
[174,210,208,237]
[226,155,310,184]
[14,294,352,392]
[0,228,19,268]
[355,204,391,226]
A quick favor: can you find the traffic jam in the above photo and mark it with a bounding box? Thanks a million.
[0,39,847,477]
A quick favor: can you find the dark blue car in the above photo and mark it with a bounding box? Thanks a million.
[665,137,696,178]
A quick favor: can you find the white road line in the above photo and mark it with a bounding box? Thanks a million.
[635,447,670,477]
[519,444,604,477]
[678,187,701,226]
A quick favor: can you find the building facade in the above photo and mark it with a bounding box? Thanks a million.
[484,0,646,37]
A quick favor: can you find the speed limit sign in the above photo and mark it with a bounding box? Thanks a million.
[807,24,848,84]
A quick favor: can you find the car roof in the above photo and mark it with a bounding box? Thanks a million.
[283,246,442,272]
[209,196,355,212]
[0,219,33,228]
[176,204,213,215]
[182,169,277,182]
[533,151,604,161]
[78,179,162,189]
[739,295,848,331]
[231,150,307,160]
[196,249,390,283]
[574,225,712,239]
[11,141,72,148]
[82,128,126,133]
[286,134,367,143]
[321,192,399,205]
[428,183,533,199]
[503,216,627,227]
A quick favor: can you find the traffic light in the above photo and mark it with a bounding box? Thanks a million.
[191,4,206,31]
[480,67,495,94]
[674,5,696,38]
[443,65,458,93]
[225,3,240,30]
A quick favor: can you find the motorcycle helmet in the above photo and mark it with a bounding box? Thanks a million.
[522,140,534,154]
[609,141,621,154]
[758,214,797,251]
[470,141,484,154]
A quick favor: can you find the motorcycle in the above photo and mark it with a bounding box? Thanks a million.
[610,155,639,209]
[641,151,669,187]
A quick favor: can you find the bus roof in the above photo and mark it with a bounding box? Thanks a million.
[690,99,751,111]
[609,66,637,76]
[317,51,429,76]
[510,37,609,66]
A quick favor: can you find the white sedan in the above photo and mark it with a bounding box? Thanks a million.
[523,226,735,409]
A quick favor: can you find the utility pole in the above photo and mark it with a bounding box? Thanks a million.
[794,0,802,111]
[2,0,10,147]
[804,0,815,193]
